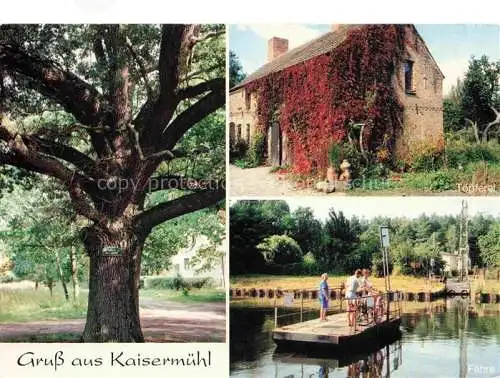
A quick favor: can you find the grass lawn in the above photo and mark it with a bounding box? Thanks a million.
[471,279,500,294]
[140,288,226,303]
[0,284,87,323]
[0,282,225,323]
[230,274,444,293]
[350,162,500,194]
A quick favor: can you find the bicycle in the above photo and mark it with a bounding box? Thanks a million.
[355,294,386,326]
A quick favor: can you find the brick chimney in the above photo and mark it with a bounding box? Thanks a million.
[267,37,288,62]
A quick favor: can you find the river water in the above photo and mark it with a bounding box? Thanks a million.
[230,298,500,378]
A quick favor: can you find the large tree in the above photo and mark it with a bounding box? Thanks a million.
[0,24,225,342]
[229,50,246,88]
[461,56,500,142]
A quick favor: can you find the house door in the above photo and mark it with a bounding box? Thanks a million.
[270,123,282,166]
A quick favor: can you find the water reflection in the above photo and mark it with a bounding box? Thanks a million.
[272,340,403,378]
[230,298,500,377]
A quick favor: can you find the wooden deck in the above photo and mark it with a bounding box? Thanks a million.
[273,312,400,347]
[446,279,470,295]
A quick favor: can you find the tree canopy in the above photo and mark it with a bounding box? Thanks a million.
[230,201,500,276]
[0,24,226,342]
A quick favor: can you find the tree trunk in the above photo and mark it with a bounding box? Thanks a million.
[70,246,80,304]
[220,255,225,289]
[81,226,144,342]
[47,280,54,299]
[54,249,69,301]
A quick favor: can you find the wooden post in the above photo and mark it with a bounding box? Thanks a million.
[386,292,390,321]
[274,287,278,328]
[300,290,304,323]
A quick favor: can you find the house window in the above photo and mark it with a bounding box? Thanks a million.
[237,124,242,141]
[245,91,251,110]
[184,258,190,270]
[246,124,251,144]
[404,61,414,94]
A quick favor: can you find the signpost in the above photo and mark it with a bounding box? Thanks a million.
[379,226,391,292]
[102,246,123,256]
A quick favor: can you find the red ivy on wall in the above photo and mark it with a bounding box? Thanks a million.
[248,25,407,174]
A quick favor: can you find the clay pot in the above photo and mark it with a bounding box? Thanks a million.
[339,159,352,181]
[340,159,351,171]
[326,166,337,183]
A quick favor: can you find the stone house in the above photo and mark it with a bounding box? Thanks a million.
[441,251,470,274]
[229,24,444,167]
[168,234,227,288]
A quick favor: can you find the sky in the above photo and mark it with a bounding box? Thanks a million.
[282,197,500,221]
[229,24,500,95]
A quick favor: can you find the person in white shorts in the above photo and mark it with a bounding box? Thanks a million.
[345,269,362,326]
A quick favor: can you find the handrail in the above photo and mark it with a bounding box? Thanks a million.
[351,291,402,332]
[273,286,344,328]
[273,288,403,330]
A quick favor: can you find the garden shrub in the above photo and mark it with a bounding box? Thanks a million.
[301,252,320,275]
[0,272,16,283]
[446,139,500,168]
[341,142,365,178]
[230,140,249,160]
[257,234,303,265]
[403,171,458,192]
[244,131,266,167]
[143,275,214,290]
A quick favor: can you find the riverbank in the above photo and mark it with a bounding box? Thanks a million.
[230,274,444,292]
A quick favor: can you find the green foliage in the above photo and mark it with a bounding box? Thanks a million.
[478,223,500,267]
[257,234,303,265]
[461,56,500,130]
[143,275,214,290]
[143,208,224,275]
[244,131,266,167]
[0,271,16,283]
[340,142,365,178]
[0,180,88,293]
[401,171,457,192]
[445,137,500,168]
[319,210,362,273]
[230,200,292,275]
[230,140,249,161]
[410,146,445,172]
[231,201,500,277]
[443,79,465,132]
[328,143,342,168]
[229,50,246,88]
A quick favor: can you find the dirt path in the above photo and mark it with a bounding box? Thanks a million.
[229,164,337,197]
[0,298,225,342]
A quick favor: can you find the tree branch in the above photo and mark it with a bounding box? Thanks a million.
[125,36,152,98]
[177,77,224,100]
[1,124,104,220]
[159,24,191,99]
[481,106,500,143]
[134,186,224,234]
[0,43,104,126]
[144,175,223,194]
[25,135,105,179]
[465,118,481,144]
[161,88,224,150]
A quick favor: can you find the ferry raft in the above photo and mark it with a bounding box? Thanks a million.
[271,288,402,351]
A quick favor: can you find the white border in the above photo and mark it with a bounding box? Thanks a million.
[1,0,499,23]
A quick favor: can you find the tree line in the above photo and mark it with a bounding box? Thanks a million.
[230,200,500,276]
